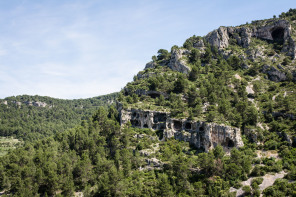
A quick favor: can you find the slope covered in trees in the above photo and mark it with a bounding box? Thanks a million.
[0,93,118,141]
[1,106,296,196]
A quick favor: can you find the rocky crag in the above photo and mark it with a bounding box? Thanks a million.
[118,104,243,152]
[143,19,296,82]
[205,19,296,59]
[118,15,296,153]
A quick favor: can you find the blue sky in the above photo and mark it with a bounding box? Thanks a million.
[0,0,294,99]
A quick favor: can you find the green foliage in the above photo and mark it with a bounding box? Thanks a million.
[157,49,170,61]
[242,185,251,196]
[173,75,188,94]
[0,93,118,141]
[282,56,291,65]
[183,35,203,49]
[189,66,199,81]
[227,55,242,70]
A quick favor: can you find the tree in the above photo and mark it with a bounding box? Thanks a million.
[246,106,258,126]
[189,48,201,63]
[157,173,174,196]
[189,66,199,81]
[157,49,170,60]
[227,55,241,70]
[156,95,165,106]
[173,75,187,94]
[213,145,225,159]
[242,185,251,196]
[203,47,212,63]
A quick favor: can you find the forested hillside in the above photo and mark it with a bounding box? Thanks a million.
[0,93,118,141]
[0,9,296,197]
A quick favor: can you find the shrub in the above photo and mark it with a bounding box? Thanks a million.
[242,185,251,196]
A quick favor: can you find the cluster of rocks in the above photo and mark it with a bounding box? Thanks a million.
[142,19,295,78]
[205,19,296,59]
[118,104,244,152]
[2,100,50,108]
[144,48,191,74]
[261,64,287,82]
[260,64,296,82]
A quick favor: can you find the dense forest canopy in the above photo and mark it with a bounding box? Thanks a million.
[0,93,118,141]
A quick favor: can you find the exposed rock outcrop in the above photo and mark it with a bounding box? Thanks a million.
[205,26,230,49]
[136,71,156,80]
[168,48,191,74]
[205,19,296,59]
[118,105,244,152]
[261,65,287,82]
[144,61,157,70]
[143,48,191,74]
[9,100,48,107]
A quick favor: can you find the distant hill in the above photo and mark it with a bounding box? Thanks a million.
[0,93,118,141]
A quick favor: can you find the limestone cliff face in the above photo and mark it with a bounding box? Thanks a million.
[144,48,191,74]
[118,104,244,152]
[168,48,191,74]
[205,19,296,59]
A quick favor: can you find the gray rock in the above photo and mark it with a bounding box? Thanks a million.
[261,65,287,82]
[205,19,295,59]
[144,61,157,69]
[168,48,191,74]
[146,158,162,167]
[205,26,230,49]
[277,64,284,70]
[118,105,244,153]
[193,39,205,48]
[136,72,156,80]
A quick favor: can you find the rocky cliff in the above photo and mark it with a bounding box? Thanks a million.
[205,19,296,59]
[118,104,243,152]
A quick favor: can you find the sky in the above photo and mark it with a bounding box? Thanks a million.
[0,0,294,99]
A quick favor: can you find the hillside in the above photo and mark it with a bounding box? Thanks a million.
[0,9,296,197]
[0,93,118,141]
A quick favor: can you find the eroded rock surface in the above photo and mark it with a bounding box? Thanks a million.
[168,48,191,74]
[205,19,296,59]
[261,64,287,82]
[118,105,243,152]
